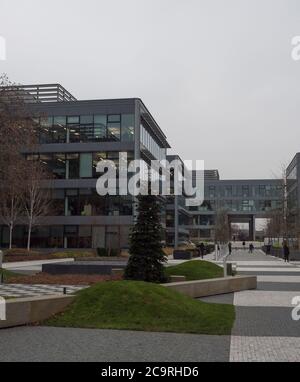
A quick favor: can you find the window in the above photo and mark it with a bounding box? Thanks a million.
[209,186,216,198]
[94,115,107,140]
[121,114,134,142]
[242,186,250,197]
[80,153,93,178]
[53,116,67,143]
[79,115,94,142]
[67,116,80,124]
[108,114,121,122]
[52,154,66,179]
[225,186,232,197]
[67,153,79,178]
[107,123,120,141]
[93,152,107,177]
[68,116,80,142]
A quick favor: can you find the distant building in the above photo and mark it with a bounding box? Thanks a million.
[286,153,300,234]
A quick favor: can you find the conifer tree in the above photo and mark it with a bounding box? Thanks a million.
[124,195,167,282]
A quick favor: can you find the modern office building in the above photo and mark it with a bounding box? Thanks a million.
[0,83,285,248]
[165,155,192,246]
[286,153,300,232]
[0,84,170,249]
[186,175,283,241]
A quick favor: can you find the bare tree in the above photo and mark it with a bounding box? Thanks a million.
[0,160,25,249]
[0,74,37,248]
[22,161,52,251]
[214,208,230,244]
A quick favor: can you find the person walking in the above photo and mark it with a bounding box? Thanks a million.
[199,242,205,259]
[249,243,254,254]
[228,241,232,255]
[283,241,290,263]
[242,241,246,250]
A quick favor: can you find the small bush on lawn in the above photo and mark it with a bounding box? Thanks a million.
[96,248,119,257]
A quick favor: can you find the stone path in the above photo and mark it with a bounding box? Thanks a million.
[0,283,86,298]
[228,249,300,362]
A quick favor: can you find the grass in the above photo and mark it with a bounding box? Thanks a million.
[45,280,235,335]
[0,268,23,282]
[165,260,223,281]
[51,250,94,259]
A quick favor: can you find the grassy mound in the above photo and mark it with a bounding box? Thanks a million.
[166,260,223,281]
[45,281,234,335]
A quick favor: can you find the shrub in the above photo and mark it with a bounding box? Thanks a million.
[96,248,120,257]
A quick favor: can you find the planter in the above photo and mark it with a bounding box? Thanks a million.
[173,250,192,260]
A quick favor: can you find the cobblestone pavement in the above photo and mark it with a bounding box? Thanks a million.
[0,326,231,362]
[0,283,86,298]
[228,249,300,362]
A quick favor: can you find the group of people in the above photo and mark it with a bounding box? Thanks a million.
[227,241,255,255]
[228,239,291,262]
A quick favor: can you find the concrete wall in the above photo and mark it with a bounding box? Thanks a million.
[0,295,74,329]
[163,275,257,298]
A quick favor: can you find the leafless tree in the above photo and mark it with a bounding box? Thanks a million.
[0,74,37,248]
[22,161,53,251]
[214,208,230,244]
[0,160,25,249]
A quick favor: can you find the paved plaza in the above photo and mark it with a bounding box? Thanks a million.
[0,249,299,362]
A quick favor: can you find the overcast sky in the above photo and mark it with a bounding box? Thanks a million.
[1,0,300,179]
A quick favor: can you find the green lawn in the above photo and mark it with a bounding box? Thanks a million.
[0,268,23,282]
[45,280,235,335]
[166,260,223,281]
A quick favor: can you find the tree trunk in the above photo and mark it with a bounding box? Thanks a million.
[27,221,32,251]
[9,224,13,249]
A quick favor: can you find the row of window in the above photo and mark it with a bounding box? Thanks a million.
[51,190,133,216]
[35,114,135,143]
[27,151,134,179]
[206,185,282,198]
[140,122,166,161]
[190,199,282,212]
[0,225,131,249]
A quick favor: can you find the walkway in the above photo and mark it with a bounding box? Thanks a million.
[0,283,85,298]
[208,249,300,361]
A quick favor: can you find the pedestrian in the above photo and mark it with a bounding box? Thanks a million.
[249,243,254,253]
[242,241,246,250]
[199,242,205,259]
[228,241,232,255]
[283,241,290,263]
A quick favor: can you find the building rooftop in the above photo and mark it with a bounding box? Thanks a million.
[6,83,77,103]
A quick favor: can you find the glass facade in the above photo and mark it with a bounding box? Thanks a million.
[140,122,166,160]
[36,114,135,143]
[27,151,134,179]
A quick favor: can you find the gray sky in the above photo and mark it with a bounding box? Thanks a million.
[1,0,300,179]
